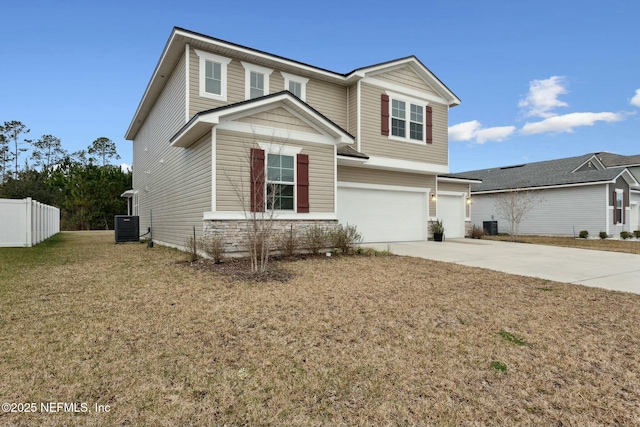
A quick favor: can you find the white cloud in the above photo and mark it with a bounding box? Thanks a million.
[520,112,624,135]
[449,120,515,144]
[448,120,481,141]
[519,76,568,118]
[631,89,640,107]
[120,163,132,173]
[475,126,517,143]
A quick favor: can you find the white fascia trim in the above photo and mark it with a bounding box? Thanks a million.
[258,142,302,156]
[178,29,344,82]
[472,180,613,195]
[337,181,430,194]
[363,156,449,174]
[280,71,309,101]
[217,121,339,146]
[204,211,337,220]
[185,44,190,123]
[437,176,482,184]
[362,76,448,105]
[337,155,368,165]
[241,62,273,100]
[194,49,232,101]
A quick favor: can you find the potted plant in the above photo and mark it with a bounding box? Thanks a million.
[431,219,445,242]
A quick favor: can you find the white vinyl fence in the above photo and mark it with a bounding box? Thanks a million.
[0,198,60,247]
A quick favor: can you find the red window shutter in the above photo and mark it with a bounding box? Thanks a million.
[426,105,433,144]
[250,148,265,212]
[297,153,309,213]
[381,94,390,136]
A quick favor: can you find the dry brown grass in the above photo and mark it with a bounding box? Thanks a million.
[484,235,640,254]
[1,231,640,426]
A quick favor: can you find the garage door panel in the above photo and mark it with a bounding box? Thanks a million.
[438,195,465,238]
[337,186,427,242]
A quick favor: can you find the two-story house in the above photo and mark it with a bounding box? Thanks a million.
[124,27,475,250]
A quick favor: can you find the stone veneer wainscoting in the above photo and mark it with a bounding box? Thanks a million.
[203,219,339,253]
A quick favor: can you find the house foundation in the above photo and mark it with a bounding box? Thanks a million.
[203,219,339,253]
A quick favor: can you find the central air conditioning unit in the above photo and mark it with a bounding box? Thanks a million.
[114,215,140,243]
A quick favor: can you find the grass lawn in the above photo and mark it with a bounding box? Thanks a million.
[1,231,639,426]
[483,235,640,254]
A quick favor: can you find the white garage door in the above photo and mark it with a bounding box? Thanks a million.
[337,184,427,242]
[437,194,465,238]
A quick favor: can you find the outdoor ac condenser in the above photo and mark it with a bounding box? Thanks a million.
[114,215,140,243]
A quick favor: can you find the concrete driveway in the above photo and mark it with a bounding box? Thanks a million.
[365,239,640,294]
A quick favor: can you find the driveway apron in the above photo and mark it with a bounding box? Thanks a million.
[365,239,640,294]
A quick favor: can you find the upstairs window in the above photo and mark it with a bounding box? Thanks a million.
[383,94,431,144]
[242,62,273,100]
[281,72,309,101]
[391,100,406,138]
[195,49,231,101]
[250,72,265,99]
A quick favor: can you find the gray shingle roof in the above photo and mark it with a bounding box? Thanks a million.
[595,152,640,167]
[455,153,630,192]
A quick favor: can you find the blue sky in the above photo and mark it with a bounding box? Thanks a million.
[1,0,638,173]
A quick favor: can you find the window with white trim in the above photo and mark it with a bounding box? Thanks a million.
[391,98,424,142]
[281,72,309,101]
[615,190,624,224]
[242,62,273,99]
[194,49,231,101]
[266,154,295,210]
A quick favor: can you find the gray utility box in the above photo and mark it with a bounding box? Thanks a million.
[115,215,140,243]
[483,221,498,236]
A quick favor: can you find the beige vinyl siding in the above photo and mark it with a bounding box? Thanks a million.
[237,107,321,134]
[216,129,335,213]
[438,182,471,217]
[359,82,448,165]
[338,166,436,214]
[348,84,357,137]
[373,66,439,97]
[134,52,212,247]
[189,47,348,132]
[189,48,247,117]
[306,80,348,130]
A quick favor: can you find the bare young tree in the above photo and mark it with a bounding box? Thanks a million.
[224,137,291,273]
[493,188,544,241]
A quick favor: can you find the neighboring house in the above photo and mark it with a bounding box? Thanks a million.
[124,27,477,250]
[455,152,640,237]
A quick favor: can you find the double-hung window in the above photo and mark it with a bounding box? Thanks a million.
[242,62,273,99]
[266,154,295,210]
[195,49,231,101]
[391,99,424,142]
[281,72,309,101]
[615,190,624,224]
